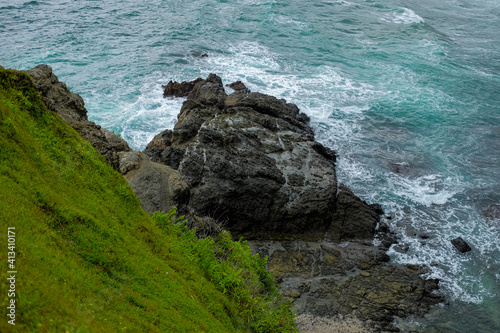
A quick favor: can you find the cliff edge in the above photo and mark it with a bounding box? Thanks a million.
[25,66,444,332]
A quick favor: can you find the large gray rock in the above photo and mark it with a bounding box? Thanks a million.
[26,65,121,168]
[145,74,380,240]
[118,151,190,214]
[101,128,132,153]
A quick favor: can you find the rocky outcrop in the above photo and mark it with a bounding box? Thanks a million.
[163,78,203,98]
[27,65,186,215]
[26,65,121,169]
[250,240,443,332]
[27,67,443,331]
[145,74,379,240]
[143,74,443,331]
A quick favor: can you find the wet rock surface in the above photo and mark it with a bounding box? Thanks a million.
[250,240,443,332]
[451,237,472,253]
[145,74,381,240]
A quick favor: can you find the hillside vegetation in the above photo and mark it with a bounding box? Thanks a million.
[0,67,296,332]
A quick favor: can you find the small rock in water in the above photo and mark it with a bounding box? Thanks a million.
[389,162,412,176]
[451,237,472,253]
[226,80,250,93]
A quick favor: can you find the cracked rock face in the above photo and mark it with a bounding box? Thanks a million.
[145,74,379,240]
[250,240,443,332]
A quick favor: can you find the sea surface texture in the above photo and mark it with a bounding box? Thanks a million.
[1,0,499,331]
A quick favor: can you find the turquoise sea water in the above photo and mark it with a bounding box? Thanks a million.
[1,0,499,331]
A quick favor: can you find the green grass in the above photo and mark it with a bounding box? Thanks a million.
[0,67,296,333]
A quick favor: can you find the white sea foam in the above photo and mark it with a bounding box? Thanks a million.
[237,0,273,5]
[383,175,500,304]
[381,7,424,25]
[319,0,355,6]
[120,95,183,151]
[198,41,375,123]
[390,174,456,207]
[109,72,185,150]
[336,0,355,6]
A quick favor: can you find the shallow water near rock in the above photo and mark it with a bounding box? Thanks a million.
[1,0,499,331]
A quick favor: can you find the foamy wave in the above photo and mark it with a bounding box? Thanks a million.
[381,7,424,24]
[383,174,500,304]
[198,41,375,122]
[390,174,456,207]
[110,40,376,151]
[388,228,496,305]
[112,73,185,150]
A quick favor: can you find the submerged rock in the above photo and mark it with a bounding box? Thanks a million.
[482,204,500,220]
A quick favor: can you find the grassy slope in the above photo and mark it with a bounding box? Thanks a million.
[0,67,295,333]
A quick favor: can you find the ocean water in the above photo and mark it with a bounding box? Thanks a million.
[1,0,499,331]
